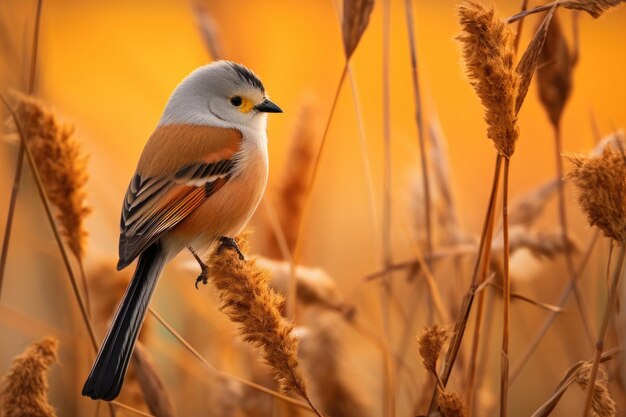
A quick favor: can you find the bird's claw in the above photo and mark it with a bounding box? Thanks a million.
[218,236,245,261]
[195,266,209,290]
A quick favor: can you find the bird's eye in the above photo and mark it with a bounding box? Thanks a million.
[230,96,243,107]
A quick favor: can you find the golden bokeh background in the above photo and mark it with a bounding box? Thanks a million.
[1,0,626,416]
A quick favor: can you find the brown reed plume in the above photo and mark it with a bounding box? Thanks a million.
[455,2,521,415]
[0,337,58,417]
[417,326,466,417]
[567,143,626,416]
[207,233,324,417]
[457,0,519,158]
[8,91,90,261]
[266,104,317,259]
[567,144,626,243]
[530,348,619,417]
[342,0,374,60]
[7,91,92,309]
[298,308,370,417]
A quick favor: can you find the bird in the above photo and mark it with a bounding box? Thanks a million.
[82,60,282,401]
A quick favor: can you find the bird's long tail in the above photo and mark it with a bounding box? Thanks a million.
[82,242,165,401]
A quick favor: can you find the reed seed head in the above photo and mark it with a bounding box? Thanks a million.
[8,90,91,260]
[561,0,625,18]
[567,143,626,242]
[575,364,616,417]
[418,325,449,375]
[208,233,309,397]
[437,386,467,417]
[457,0,520,157]
[0,337,59,417]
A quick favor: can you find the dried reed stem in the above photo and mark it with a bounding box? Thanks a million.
[582,243,626,417]
[146,308,314,413]
[511,229,600,383]
[0,337,58,417]
[428,154,502,413]
[554,126,595,345]
[500,157,511,417]
[381,0,396,415]
[0,94,98,352]
[0,0,42,301]
[512,0,529,53]
[403,0,433,262]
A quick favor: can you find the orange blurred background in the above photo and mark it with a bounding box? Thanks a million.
[1,1,626,416]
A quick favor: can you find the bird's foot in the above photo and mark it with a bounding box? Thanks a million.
[195,264,209,290]
[218,236,245,261]
[188,246,210,290]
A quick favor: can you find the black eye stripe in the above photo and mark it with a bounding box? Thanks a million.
[230,96,243,106]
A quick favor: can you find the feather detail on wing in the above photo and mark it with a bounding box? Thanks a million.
[117,159,233,270]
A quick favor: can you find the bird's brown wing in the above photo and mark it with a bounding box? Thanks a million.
[117,159,235,270]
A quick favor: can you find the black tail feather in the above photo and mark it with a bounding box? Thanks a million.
[82,242,165,401]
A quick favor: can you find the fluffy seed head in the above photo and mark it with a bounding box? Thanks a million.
[567,143,626,242]
[0,337,59,417]
[457,0,520,157]
[418,325,449,375]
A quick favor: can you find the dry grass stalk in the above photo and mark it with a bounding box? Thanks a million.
[192,2,224,60]
[298,309,370,417]
[515,4,557,114]
[207,233,323,416]
[132,342,178,417]
[567,144,626,242]
[457,0,520,157]
[530,348,619,417]
[8,90,91,261]
[0,337,58,417]
[536,15,573,127]
[342,0,374,60]
[257,257,355,319]
[268,104,317,258]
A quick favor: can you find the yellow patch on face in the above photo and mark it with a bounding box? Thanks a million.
[238,97,255,113]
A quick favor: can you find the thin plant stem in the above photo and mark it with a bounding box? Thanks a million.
[582,243,626,417]
[287,64,348,321]
[0,0,43,301]
[110,401,155,417]
[510,229,600,383]
[403,0,432,263]
[512,0,529,53]
[381,0,396,415]
[428,154,503,413]
[554,124,595,345]
[500,157,511,417]
[146,308,316,414]
[507,2,559,24]
[465,203,499,415]
[0,94,98,351]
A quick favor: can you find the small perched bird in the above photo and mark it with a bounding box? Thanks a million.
[82,61,282,400]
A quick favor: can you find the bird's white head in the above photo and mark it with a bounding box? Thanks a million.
[159,61,282,134]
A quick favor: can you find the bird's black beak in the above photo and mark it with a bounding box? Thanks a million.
[255,98,282,113]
